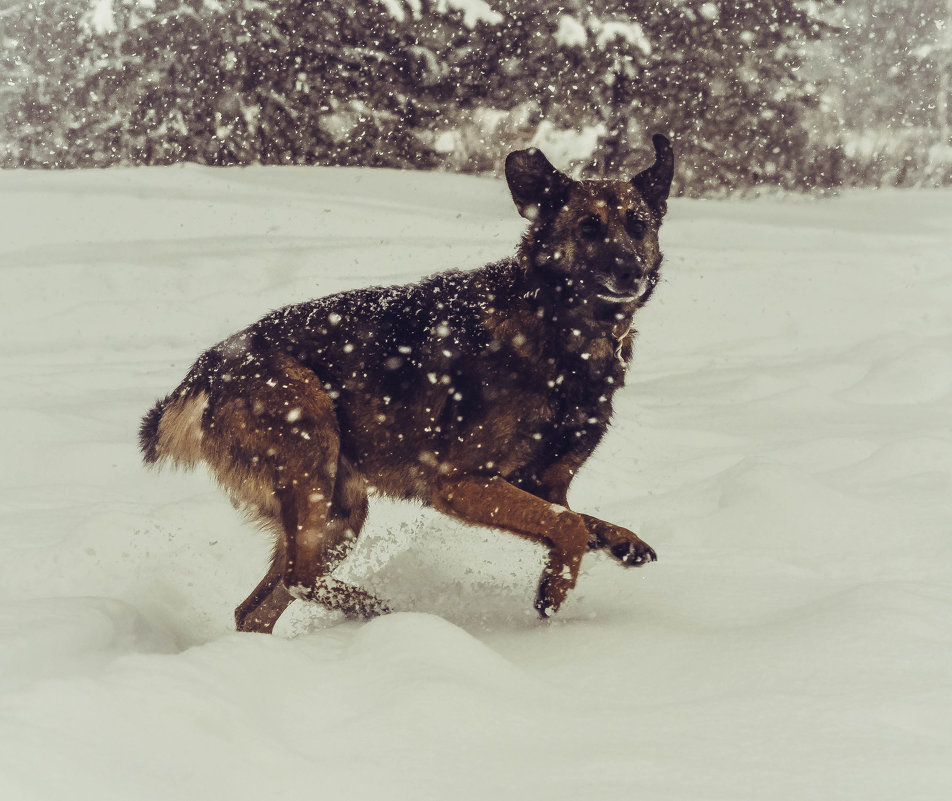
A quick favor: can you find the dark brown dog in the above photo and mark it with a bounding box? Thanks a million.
[140,134,674,632]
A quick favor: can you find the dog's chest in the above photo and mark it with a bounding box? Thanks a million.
[550,337,626,425]
[507,323,627,434]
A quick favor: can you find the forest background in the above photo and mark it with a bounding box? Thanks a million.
[2,0,951,194]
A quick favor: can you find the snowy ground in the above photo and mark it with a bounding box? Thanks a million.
[1,165,950,800]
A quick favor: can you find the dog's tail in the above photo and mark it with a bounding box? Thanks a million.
[139,398,167,465]
[138,390,208,468]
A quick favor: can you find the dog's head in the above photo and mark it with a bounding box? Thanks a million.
[506,134,674,309]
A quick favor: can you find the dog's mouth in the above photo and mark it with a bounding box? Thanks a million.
[595,289,639,303]
[594,279,645,304]
[594,270,661,305]
[594,276,637,303]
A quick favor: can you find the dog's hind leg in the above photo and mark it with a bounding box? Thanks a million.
[234,467,385,631]
[195,352,385,632]
[284,453,390,619]
[235,537,294,633]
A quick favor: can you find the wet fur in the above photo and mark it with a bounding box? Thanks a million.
[140,134,675,632]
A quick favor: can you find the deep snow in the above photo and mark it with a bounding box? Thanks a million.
[1,166,950,801]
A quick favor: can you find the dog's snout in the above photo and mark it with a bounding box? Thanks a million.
[614,256,644,286]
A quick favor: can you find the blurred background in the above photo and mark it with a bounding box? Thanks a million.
[2,0,950,194]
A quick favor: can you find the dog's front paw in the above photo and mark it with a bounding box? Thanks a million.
[534,558,580,619]
[608,538,657,567]
[584,516,658,567]
[535,582,567,619]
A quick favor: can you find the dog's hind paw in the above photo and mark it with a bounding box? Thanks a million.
[289,579,391,618]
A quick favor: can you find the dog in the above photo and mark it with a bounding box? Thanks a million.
[139,133,674,633]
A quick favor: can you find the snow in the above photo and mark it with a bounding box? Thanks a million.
[530,120,607,170]
[594,19,652,56]
[1,165,951,800]
[435,0,503,29]
[85,0,117,35]
[374,0,412,23]
[555,15,588,49]
[556,14,653,56]
[699,2,720,22]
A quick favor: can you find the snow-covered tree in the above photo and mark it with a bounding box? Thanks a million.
[1,0,101,166]
[10,0,939,190]
[804,0,952,187]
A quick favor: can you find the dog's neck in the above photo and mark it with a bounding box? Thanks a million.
[515,249,637,350]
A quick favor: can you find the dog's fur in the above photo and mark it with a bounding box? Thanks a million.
[140,134,674,632]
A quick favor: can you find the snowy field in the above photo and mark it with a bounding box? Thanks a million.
[1,165,950,800]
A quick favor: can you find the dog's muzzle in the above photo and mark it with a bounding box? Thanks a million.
[596,258,645,303]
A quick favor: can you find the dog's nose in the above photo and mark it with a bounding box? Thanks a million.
[614,257,644,288]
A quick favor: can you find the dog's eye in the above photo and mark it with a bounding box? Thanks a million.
[626,211,647,239]
[579,215,603,239]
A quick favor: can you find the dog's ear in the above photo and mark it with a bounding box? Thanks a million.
[505,149,573,221]
[632,134,674,215]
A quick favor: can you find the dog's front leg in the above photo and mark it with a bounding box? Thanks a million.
[430,474,590,617]
[581,513,657,567]
[531,464,658,568]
